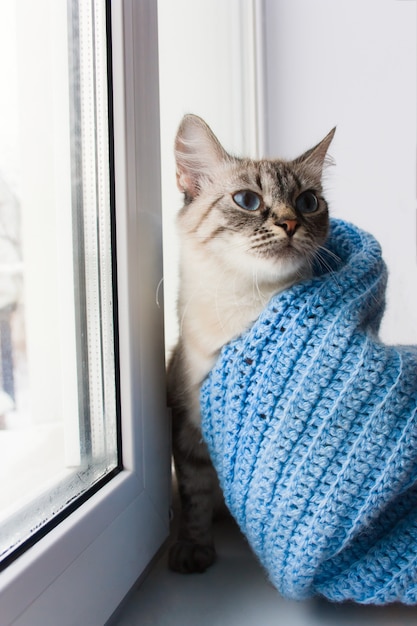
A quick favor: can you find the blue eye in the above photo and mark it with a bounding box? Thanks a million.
[233,190,261,211]
[295,190,319,214]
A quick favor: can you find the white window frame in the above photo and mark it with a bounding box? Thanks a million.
[0,1,170,624]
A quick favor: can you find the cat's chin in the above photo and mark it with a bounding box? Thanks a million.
[258,244,314,282]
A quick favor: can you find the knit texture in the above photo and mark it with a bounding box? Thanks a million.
[200,219,417,605]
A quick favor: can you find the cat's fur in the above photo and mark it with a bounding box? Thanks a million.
[167,114,335,573]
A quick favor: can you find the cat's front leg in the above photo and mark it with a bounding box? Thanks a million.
[167,343,222,573]
[169,435,218,573]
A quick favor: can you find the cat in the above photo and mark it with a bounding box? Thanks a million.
[167,114,335,573]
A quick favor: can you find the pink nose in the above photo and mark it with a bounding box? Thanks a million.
[279,219,299,237]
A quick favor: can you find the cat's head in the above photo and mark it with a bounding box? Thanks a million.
[175,114,335,285]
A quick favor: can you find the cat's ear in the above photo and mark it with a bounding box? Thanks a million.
[294,127,336,178]
[175,114,230,200]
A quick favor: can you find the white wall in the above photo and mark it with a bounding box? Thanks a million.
[262,0,417,345]
[159,1,416,349]
[158,0,261,356]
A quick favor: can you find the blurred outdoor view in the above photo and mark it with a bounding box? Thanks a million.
[0,1,43,517]
[0,0,119,567]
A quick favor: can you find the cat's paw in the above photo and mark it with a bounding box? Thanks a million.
[168,540,216,573]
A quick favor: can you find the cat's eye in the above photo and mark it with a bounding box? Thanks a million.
[295,190,319,214]
[233,190,261,212]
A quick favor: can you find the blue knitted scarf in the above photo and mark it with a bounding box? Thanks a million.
[200,219,417,605]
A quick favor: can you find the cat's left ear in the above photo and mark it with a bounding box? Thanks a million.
[175,114,230,200]
[294,127,336,178]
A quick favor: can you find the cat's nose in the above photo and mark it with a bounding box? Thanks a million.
[279,219,299,238]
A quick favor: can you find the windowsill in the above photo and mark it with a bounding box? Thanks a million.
[110,484,417,626]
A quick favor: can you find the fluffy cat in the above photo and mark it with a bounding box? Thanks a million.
[167,114,335,573]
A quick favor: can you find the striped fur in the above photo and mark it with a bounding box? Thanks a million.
[168,114,335,573]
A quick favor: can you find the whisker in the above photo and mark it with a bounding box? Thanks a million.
[313,247,342,290]
[313,250,336,274]
[179,295,193,338]
[155,277,164,308]
[317,245,342,266]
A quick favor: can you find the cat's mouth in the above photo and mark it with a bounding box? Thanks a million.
[258,237,305,260]
[277,244,304,261]
[251,237,315,275]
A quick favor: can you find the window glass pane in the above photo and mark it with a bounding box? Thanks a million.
[0,0,120,568]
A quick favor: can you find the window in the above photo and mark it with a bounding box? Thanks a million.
[0,2,170,623]
[0,0,120,569]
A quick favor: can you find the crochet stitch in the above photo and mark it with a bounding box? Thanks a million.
[200,219,417,605]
